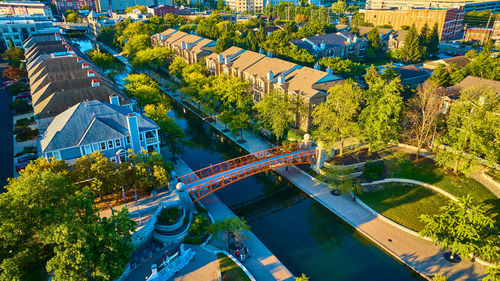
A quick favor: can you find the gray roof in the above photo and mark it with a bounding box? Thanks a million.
[41,100,158,152]
[23,33,63,49]
[394,65,429,80]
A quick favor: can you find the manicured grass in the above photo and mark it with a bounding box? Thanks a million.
[383,151,500,224]
[355,182,451,232]
[217,253,251,281]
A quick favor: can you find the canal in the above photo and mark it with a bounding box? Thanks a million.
[168,102,423,281]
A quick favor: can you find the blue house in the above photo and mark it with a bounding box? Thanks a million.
[39,99,160,164]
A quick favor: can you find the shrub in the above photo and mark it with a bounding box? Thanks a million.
[157,207,181,225]
[188,215,209,236]
[14,126,38,142]
[15,118,30,126]
[8,99,31,115]
[363,161,384,181]
[7,82,28,96]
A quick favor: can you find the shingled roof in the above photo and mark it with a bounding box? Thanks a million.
[40,100,158,152]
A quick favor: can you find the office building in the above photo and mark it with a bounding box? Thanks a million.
[365,0,500,13]
[0,1,53,17]
[0,14,59,48]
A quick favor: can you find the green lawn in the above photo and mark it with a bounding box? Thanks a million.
[217,253,251,281]
[356,182,451,232]
[383,151,500,224]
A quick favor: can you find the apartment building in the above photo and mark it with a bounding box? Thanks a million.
[52,0,96,12]
[151,29,216,64]
[205,46,345,131]
[0,1,52,17]
[291,31,368,58]
[464,28,493,44]
[0,14,59,48]
[93,0,171,12]
[40,100,160,163]
[362,7,464,41]
[493,15,500,44]
[224,0,264,13]
[365,0,500,12]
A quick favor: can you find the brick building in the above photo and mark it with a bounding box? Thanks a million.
[52,0,96,13]
[465,28,493,44]
[362,7,464,41]
[147,5,179,17]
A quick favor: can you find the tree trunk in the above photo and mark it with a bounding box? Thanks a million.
[453,156,460,173]
[416,146,421,160]
[339,138,344,157]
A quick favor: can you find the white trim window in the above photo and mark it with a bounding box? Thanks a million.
[84,145,92,155]
[53,151,61,160]
[107,140,114,149]
[115,139,121,147]
[100,142,106,150]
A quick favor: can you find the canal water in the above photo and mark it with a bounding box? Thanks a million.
[168,103,424,281]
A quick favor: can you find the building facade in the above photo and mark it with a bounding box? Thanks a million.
[224,0,264,13]
[0,1,53,17]
[52,0,96,13]
[491,14,500,44]
[147,5,179,17]
[94,0,171,12]
[151,29,216,64]
[205,46,345,131]
[0,15,59,48]
[290,31,368,59]
[465,28,492,44]
[365,0,500,12]
[362,7,464,41]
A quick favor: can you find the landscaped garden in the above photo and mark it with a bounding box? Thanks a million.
[157,207,182,225]
[355,182,451,231]
[184,204,211,245]
[217,253,250,281]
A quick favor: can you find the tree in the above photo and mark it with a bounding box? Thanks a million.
[123,34,151,56]
[400,24,422,63]
[319,57,366,79]
[419,195,499,262]
[209,217,250,251]
[428,23,440,57]
[0,163,135,281]
[367,27,381,50]
[144,104,186,162]
[217,0,224,10]
[169,57,188,78]
[295,14,309,23]
[86,50,116,70]
[2,66,26,80]
[124,5,148,13]
[65,12,78,22]
[254,90,295,141]
[2,40,24,67]
[331,0,347,18]
[312,81,364,156]
[124,74,163,111]
[70,151,122,200]
[127,150,171,191]
[435,86,500,173]
[296,274,310,281]
[418,23,430,58]
[403,82,444,159]
[429,64,453,87]
[360,77,403,153]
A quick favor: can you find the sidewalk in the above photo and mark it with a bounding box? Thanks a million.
[167,91,486,280]
[174,159,295,281]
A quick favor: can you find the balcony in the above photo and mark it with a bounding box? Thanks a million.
[146,136,158,144]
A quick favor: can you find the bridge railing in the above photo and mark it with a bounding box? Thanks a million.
[187,148,317,202]
[177,142,308,185]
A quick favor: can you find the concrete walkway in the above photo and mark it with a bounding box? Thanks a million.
[174,159,295,281]
[172,245,219,281]
[168,92,487,280]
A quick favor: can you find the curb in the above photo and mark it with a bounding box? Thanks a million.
[213,250,257,281]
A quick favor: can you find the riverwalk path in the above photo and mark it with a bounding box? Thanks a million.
[165,90,486,281]
[85,38,487,280]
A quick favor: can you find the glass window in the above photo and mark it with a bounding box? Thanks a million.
[53,151,61,160]
[100,142,106,150]
[84,145,92,155]
[139,134,143,141]
[107,140,114,149]
[126,136,130,144]
[115,139,121,147]
[93,143,99,151]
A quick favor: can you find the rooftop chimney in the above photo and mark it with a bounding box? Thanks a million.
[109,95,119,106]
[277,75,285,85]
[266,70,274,81]
[91,79,100,87]
[314,62,320,70]
[326,67,333,74]
[76,56,83,63]
[127,113,141,153]
[267,51,273,58]
[87,70,95,77]
[55,32,60,41]
[81,62,89,69]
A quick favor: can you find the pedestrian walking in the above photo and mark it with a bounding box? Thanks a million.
[235,249,240,258]
[244,246,249,258]
[285,166,289,173]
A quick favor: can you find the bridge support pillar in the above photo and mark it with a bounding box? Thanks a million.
[315,142,326,172]
[176,182,195,215]
[303,133,313,148]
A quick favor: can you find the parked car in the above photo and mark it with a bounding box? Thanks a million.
[15,92,31,100]
[16,153,37,164]
[2,80,15,88]
[15,159,32,172]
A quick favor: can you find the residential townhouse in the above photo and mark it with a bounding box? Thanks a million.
[22,33,160,163]
[40,100,160,164]
[422,55,471,71]
[387,30,408,50]
[393,65,430,86]
[205,46,345,131]
[290,31,368,59]
[151,28,216,64]
[354,26,394,49]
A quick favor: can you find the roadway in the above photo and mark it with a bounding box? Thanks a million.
[0,60,14,191]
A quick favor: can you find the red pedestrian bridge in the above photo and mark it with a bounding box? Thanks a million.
[177,142,317,202]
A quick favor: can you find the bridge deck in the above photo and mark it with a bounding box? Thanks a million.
[185,148,316,191]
